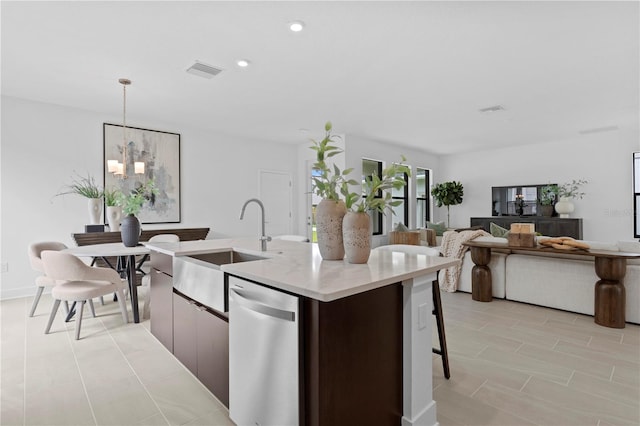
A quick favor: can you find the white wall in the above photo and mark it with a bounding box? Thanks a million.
[1,96,297,299]
[438,128,640,241]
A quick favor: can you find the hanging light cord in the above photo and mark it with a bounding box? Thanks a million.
[119,78,131,177]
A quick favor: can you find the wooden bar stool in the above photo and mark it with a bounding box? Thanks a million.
[373,244,451,379]
[432,273,450,379]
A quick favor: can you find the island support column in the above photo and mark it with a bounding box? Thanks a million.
[402,274,438,426]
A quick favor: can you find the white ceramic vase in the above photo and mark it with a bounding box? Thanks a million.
[554,196,574,218]
[106,205,123,232]
[88,198,102,225]
[315,199,347,260]
[342,211,372,264]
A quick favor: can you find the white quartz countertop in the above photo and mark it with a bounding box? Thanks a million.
[145,238,460,302]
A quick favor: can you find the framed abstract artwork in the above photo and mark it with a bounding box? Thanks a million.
[103,123,181,223]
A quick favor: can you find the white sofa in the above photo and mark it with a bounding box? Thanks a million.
[440,236,640,325]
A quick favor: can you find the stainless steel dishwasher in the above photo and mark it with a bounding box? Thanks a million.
[228,275,300,426]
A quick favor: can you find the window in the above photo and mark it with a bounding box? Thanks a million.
[391,169,409,227]
[416,168,430,228]
[362,158,383,235]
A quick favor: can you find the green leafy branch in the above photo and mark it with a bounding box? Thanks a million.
[344,157,411,214]
[309,121,352,201]
[558,179,587,199]
[56,172,103,199]
[116,180,158,216]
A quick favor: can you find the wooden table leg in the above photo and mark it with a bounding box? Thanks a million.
[594,257,626,328]
[470,246,492,302]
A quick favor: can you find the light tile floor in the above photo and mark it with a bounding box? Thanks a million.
[1,291,638,425]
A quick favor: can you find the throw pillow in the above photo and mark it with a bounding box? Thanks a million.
[489,222,510,238]
[394,222,409,232]
[426,221,447,236]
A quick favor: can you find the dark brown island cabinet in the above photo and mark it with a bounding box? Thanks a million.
[149,252,229,407]
[147,242,456,426]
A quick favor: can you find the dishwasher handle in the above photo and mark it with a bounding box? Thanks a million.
[230,287,296,322]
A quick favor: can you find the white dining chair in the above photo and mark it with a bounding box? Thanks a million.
[27,241,69,317]
[41,251,129,340]
[373,244,450,379]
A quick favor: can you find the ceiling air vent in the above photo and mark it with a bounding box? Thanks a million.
[478,105,505,113]
[186,61,223,79]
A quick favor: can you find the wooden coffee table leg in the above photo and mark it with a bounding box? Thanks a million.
[594,257,626,328]
[470,247,492,302]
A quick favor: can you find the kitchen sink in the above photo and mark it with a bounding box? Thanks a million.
[173,250,267,313]
[187,250,267,266]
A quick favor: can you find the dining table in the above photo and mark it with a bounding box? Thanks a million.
[64,242,151,323]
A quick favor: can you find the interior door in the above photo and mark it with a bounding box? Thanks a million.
[259,170,292,237]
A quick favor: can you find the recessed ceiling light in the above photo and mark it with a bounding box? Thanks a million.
[236,59,251,68]
[289,21,305,32]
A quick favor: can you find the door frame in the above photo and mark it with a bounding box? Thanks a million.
[258,169,293,236]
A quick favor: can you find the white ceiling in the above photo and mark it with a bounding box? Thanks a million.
[2,1,638,155]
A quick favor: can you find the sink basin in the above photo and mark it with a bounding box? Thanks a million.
[187,250,267,266]
[173,250,267,313]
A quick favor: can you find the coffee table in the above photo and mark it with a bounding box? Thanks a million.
[463,241,640,328]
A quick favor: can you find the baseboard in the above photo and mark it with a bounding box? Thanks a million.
[0,286,41,301]
[402,400,438,426]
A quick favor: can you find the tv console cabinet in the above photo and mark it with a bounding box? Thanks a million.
[470,217,582,239]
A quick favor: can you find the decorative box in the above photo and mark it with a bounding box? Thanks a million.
[507,232,536,248]
[510,223,535,234]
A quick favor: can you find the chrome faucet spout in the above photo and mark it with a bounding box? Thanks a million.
[239,198,271,251]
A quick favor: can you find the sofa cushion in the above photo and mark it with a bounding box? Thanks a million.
[580,240,619,252]
[474,235,509,246]
[506,254,596,316]
[618,240,640,253]
[505,254,639,324]
[618,241,640,265]
[427,221,447,236]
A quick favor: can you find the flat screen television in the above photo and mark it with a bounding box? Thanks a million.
[491,184,556,216]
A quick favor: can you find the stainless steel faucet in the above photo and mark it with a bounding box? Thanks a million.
[239,198,272,251]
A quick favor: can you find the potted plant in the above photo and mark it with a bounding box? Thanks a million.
[116,180,157,246]
[538,184,558,217]
[340,158,410,264]
[104,188,123,231]
[310,121,355,260]
[555,179,587,218]
[431,181,464,228]
[56,172,103,225]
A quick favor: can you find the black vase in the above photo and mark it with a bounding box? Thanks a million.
[121,214,141,247]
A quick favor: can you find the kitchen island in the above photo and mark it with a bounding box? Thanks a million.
[145,238,459,426]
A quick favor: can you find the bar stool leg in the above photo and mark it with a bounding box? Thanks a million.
[432,280,450,379]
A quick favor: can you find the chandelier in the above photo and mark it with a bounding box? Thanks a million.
[107,78,144,177]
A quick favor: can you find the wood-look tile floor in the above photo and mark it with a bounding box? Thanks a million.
[1,291,638,425]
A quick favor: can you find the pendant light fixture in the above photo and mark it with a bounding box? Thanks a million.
[108,78,144,178]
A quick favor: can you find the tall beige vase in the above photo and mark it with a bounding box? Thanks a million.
[88,198,102,225]
[342,211,372,264]
[315,199,347,260]
[106,205,122,232]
